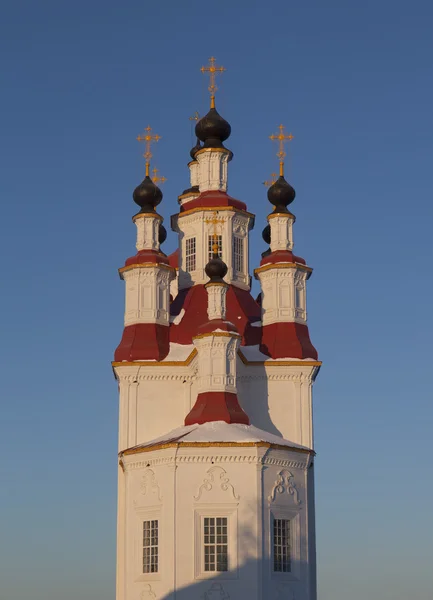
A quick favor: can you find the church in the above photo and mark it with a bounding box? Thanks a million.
[112,57,321,600]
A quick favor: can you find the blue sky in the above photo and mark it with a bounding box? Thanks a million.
[0,1,432,598]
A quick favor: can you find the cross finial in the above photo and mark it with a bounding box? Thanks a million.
[204,211,225,255]
[200,56,226,109]
[263,172,278,187]
[151,167,167,186]
[136,125,162,177]
[269,124,294,177]
[189,111,200,122]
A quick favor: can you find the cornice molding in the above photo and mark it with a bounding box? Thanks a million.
[121,452,311,472]
[254,262,312,275]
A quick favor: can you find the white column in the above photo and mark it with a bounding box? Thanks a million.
[268,212,294,252]
[255,265,310,325]
[196,148,231,192]
[120,264,174,326]
[205,282,228,320]
[189,160,199,187]
[193,333,241,394]
[133,213,162,252]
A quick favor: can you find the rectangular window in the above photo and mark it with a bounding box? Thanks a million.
[273,518,291,572]
[143,520,158,574]
[185,237,196,272]
[204,517,228,572]
[233,236,244,273]
[208,235,222,261]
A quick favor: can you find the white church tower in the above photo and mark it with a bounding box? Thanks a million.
[113,57,321,600]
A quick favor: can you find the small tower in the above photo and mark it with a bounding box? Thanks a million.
[113,59,321,600]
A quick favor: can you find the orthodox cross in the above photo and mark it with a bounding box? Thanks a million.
[151,167,167,186]
[204,211,225,255]
[269,124,294,177]
[189,111,200,146]
[136,125,161,177]
[201,56,226,109]
[189,111,200,122]
[263,172,278,187]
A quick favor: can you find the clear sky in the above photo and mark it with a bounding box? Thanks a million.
[0,1,432,599]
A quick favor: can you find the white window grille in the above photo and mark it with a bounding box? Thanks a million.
[208,235,222,261]
[143,520,158,573]
[233,236,244,273]
[185,237,196,272]
[273,518,291,572]
[204,517,228,572]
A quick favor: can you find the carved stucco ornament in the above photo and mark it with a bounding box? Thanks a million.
[194,466,239,501]
[268,469,301,505]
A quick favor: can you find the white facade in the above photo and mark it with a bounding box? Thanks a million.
[115,100,320,600]
[255,264,311,326]
[114,357,319,452]
[172,208,254,290]
[117,442,315,600]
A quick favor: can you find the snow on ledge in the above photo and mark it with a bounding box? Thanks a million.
[128,421,311,452]
[170,308,185,325]
[163,343,195,361]
[240,345,317,362]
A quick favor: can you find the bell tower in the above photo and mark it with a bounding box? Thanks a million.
[113,58,321,600]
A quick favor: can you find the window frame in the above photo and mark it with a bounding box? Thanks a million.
[273,518,291,573]
[134,508,161,582]
[208,234,223,262]
[185,236,197,273]
[142,519,159,574]
[194,506,238,580]
[233,235,244,274]
[270,509,301,581]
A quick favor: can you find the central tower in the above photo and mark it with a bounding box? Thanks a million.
[113,58,321,600]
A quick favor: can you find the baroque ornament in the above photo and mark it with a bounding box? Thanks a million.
[268,469,301,505]
[194,466,239,501]
[203,582,230,600]
[140,584,156,599]
[140,468,162,502]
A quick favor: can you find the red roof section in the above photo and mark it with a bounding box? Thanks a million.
[185,391,250,426]
[170,284,261,346]
[260,249,306,266]
[180,190,247,212]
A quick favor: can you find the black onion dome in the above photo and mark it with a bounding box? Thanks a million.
[205,254,228,282]
[262,224,271,245]
[267,176,296,212]
[190,137,202,160]
[133,176,163,213]
[158,223,167,245]
[195,107,231,149]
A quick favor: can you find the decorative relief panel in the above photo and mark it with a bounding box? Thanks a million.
[276,583,295,600]
[194,466,239,502]
[140,584,156,599]
[269,469,301,506]
[137,468,162,506]
[204,582,230,600]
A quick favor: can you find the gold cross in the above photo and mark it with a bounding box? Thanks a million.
[151,167,167,186]
[136,125,161,177]
[263,172,278,187]
[269,124,294,177]
[200,56,226,108]
[204,211,225,254]
[189,111,200,122]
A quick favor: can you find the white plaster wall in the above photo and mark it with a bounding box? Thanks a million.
[122,267,173,327]
[114,359,317,452]
[258,268,308,326]
[118,445,315,600]
[172,209,253,290]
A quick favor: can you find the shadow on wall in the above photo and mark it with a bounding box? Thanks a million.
[239,362,283,438]
[138,524,304,600]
